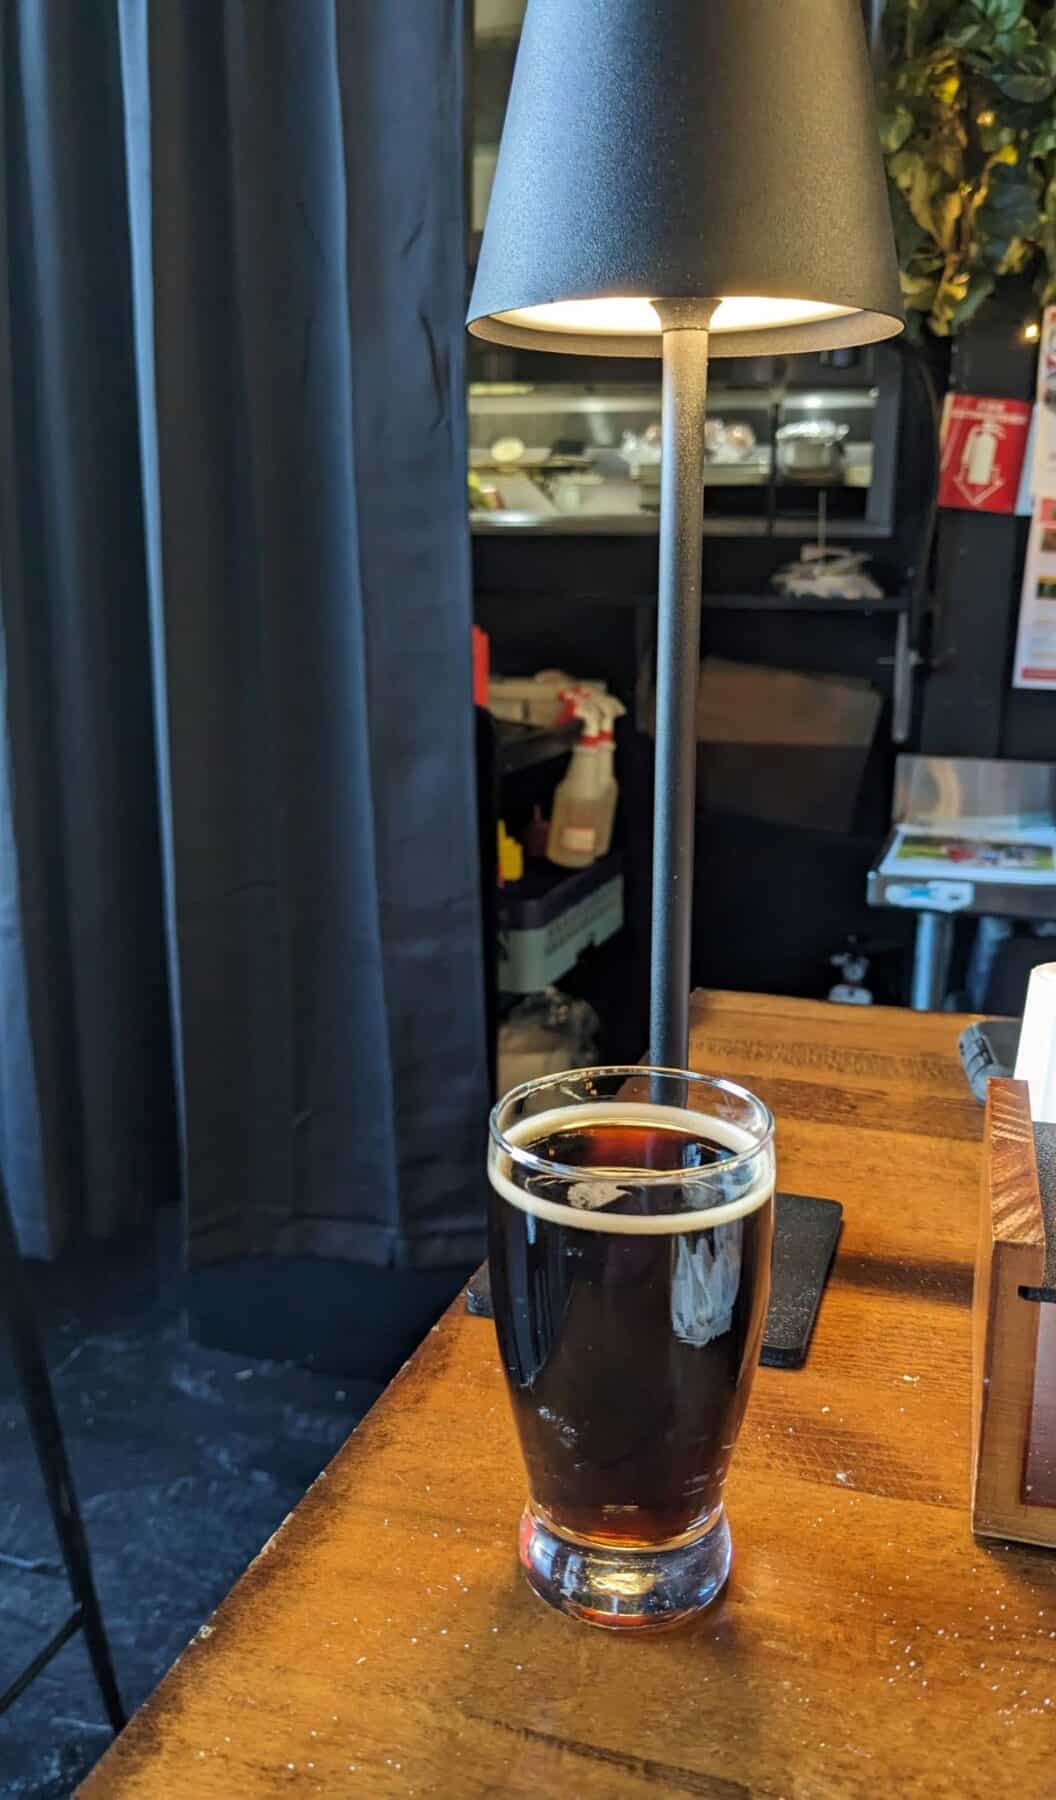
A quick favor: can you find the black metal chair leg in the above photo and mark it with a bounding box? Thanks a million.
[0,1177,125,1731]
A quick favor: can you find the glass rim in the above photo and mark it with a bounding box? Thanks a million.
[488,1064,775,1187]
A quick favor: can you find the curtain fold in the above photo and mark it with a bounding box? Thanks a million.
[0,0,487,1269]
[0,0,178,1253]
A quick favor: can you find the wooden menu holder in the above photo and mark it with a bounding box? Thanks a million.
[972,1078,1056,1547]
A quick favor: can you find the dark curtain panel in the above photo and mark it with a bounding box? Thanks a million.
[0,1,177,1254]
[0,0,487,1270]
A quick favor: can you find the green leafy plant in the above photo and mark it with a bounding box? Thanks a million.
[878,0,1056,335]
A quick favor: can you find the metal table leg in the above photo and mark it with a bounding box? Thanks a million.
[910,911,954,1012]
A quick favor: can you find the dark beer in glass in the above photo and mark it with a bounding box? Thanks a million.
[488,1067,774,1629]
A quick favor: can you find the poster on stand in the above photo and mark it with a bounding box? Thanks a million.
[1012,498,1056,688]
[1031,306,1056,501]
[1017,409,1038,516]
[878,824,1056,883]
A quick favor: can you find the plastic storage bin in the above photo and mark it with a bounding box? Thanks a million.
[497,854,623,994]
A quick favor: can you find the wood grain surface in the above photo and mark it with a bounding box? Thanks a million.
[972,1080,1056,1546]
[82,993,1056,1800]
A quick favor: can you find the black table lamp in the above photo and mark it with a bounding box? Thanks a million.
[468,0,904,1067]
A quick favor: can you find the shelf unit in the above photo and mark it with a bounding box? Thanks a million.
[493,717,578,774]
[686,592,910,614]
[468,371,900,540]
[481,588,911,614]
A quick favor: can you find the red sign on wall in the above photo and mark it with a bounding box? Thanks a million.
[938,394,1032,514]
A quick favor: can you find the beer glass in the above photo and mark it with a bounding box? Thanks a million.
[488,1066,775,1629]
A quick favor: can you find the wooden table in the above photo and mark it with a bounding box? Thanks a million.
[84,993,1056,1799]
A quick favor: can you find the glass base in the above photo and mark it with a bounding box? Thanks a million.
[518,1504,732,1631]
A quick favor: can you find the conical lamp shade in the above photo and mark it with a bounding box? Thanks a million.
[468,0,903,358]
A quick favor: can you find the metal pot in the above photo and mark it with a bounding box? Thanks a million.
[776,418,848,479]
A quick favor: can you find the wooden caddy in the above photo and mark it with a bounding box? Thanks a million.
[972,1078,1056,1547]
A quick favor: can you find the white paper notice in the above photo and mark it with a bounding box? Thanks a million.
[1014,962,1056,1123]
[878,823,1056,885]
[1031,305,1056,500]
[1017,408,1038,516]
[1013,498,1056,688]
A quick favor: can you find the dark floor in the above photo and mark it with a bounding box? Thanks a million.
[0,1220,471,1796]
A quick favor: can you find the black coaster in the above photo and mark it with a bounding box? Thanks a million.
[466,1190,842,1371]
[760,1191,842,1369]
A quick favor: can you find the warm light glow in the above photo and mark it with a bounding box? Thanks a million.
[497,297,662,334]
[494,295,857,337]
[713,298,855,333]
[1024,321,1041,343]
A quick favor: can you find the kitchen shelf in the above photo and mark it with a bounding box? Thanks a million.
[494,718,579,774]
[699,592,911,614]
[468,384,878,415]
[470,513,892,541]
[481,589,912,615]
[467,363,899,538]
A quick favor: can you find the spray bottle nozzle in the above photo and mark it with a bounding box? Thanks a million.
[557,688,605,736]
[595,694,627,741]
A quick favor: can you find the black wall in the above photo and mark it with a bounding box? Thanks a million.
[922,281,1048,763]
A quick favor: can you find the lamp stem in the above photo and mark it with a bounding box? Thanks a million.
[649,325,710,1069]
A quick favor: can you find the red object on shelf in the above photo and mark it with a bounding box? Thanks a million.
[523,805,549,860]
[938,394,1032,514]
[472,625,489,706]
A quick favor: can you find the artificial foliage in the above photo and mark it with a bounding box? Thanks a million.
[879,0,1056,334]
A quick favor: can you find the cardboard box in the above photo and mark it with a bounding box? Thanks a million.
[642,657,882,833]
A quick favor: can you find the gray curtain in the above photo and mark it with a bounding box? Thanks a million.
[0,0,488,1269]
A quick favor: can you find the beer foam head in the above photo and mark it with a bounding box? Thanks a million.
[489,1102,774,1235]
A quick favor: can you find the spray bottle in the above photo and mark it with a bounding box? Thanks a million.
[594,695,627,857]
[546,693,605,868]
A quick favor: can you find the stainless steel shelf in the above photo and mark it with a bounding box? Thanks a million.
[468,385,877,415]
[478,587,912,614]
[471,512,890,540]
